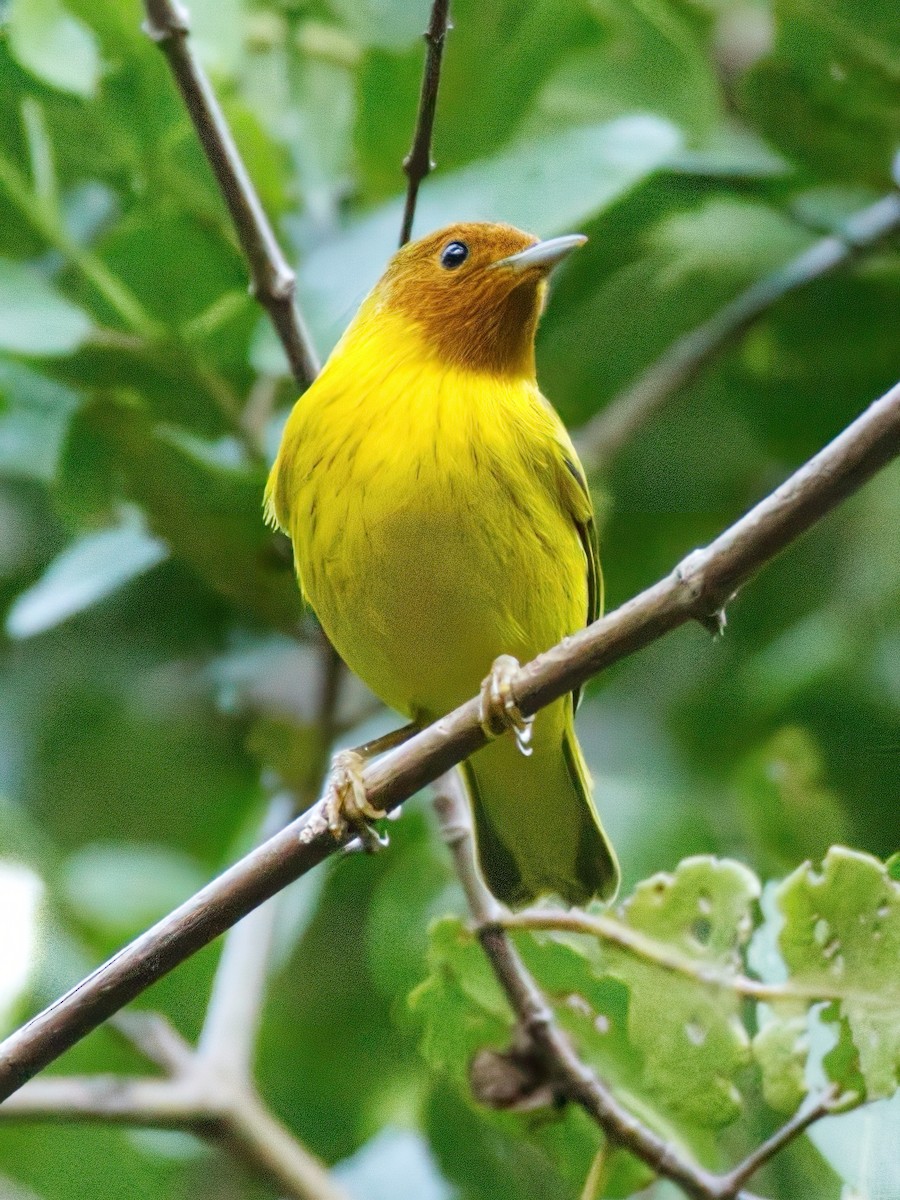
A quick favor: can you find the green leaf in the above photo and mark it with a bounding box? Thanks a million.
[5,516,168,639]
[527,0,720,141]
[7,0,102,98]
[606,857,760,1126]
[409,919,650,1197]
[83,398,302,631]
[734,726,850,873]
[776,847,900,1099]
[742,0,900,185]
[752,1008,809,1113]
[0,359,81,483]
[329,0,426,50]
[409,916,510,1086]
[300,115,683,351]
[666,124,791,179]
[60,841,206,938]
[0,259,93,355]
[411,916,713,1191]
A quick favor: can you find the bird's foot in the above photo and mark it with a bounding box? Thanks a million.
[479,655,534,757]
[325,749,388,852]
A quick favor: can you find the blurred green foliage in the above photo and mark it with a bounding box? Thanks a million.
[0,0,898,1197]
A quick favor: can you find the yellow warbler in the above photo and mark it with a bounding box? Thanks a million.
[266,222,619,907]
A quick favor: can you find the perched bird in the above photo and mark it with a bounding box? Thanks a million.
[265,222,619,908]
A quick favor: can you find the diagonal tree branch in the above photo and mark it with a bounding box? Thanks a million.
[574,192,900,471]
[142,0,320,388]
[399,0,452,247]
[431,772,836,1200]
[0,379,898,1102]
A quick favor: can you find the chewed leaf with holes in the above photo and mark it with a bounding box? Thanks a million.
[752,1007,809,1113]
[408,917,512,1087]
[409,918,711,1197]
[776,847,900,1099]
[603,857,761,1127]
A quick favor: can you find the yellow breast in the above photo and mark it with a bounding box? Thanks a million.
[266,309,587,720]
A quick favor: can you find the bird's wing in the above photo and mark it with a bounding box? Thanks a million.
[538,399,603,709]
[558,446,602,629]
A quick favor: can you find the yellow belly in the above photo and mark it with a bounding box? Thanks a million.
[277,347,587,721]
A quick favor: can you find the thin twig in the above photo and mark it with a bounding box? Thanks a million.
[502,910,842,1004]
[0,380,898,1099]
[399,0,452,247]
[574,193,900,470]
[432,773,834,1200]
[142,0,320,387]
[714,1088,839,1196]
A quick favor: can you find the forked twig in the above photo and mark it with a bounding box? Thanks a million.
[432,774,837,1200]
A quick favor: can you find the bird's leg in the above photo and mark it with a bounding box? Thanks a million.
[324,721,420,852]
[479,655,534,757]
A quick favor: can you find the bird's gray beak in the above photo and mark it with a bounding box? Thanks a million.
[493,234,587,273]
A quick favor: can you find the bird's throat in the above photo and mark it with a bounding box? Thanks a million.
[394,276,544,379]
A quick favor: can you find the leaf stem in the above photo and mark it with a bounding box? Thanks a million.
[502,909,844,1004]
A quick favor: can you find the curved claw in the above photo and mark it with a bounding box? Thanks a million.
[325,749,389,852]
[479,655,534,757]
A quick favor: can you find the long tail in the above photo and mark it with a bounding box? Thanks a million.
[461,698,619,908]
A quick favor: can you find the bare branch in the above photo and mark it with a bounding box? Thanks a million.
[0,380,897,1101]
[111,1011,197,1075]
[0,1076,221,1128]
[432,773,722,1200]
[142,0,320,387]
[4,1011,346,1200]
[222,1088,349,1200]
[399,0,452,247]
[575,192,900,470]
[0,1065,347,1200]
[433,773,834,1200]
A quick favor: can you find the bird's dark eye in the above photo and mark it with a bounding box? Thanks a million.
[440,241,469,270]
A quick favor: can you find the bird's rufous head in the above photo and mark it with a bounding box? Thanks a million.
[370,222,586,378]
